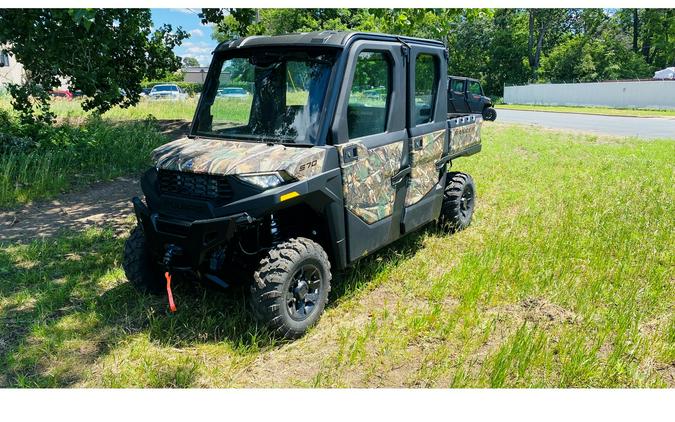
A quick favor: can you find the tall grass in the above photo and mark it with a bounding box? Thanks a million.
[0,118,168,207]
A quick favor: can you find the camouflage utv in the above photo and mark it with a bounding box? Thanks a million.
[123,31,483,339]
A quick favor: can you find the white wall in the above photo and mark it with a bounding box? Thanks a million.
[0,52,25,86]
[504,81,675,109]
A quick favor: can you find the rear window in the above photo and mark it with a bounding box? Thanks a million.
[451,79,464,93]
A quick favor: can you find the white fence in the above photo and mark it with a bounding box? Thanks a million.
[504,81,675,109]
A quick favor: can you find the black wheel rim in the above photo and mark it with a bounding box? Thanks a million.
[459,184,474,219]
[286,263,322,321]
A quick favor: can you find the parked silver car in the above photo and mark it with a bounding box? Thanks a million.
[149,84,188,101]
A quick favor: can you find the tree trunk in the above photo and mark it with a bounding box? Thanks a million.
[632,9,639,53]
[641,30,652,63]
[528,10,535,68]
[532,21,546,76]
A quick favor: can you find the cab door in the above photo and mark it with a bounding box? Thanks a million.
[449,78,469,113]
[401,46,448,233]
[466,80,484,113]
[331,40,409,262]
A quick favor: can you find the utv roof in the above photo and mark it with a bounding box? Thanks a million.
[214,31,445,52]
[448,75,479,82]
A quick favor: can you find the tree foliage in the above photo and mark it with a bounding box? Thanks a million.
[182,57,200,67]
[200,8,674,97]
[0,9,188,123]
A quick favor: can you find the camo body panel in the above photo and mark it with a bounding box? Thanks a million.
[450,118,482,154]
[338,140,404,224]
[405,129,445,207]
[152,137,326,180]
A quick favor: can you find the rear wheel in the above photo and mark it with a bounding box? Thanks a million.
[250,237,331,340]
[482,107,497,121]
[122,226,165,294]
[439,172,476,232]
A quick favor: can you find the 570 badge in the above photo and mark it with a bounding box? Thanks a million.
[297,159,318,174]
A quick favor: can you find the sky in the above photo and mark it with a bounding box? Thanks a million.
[151,8,219,67]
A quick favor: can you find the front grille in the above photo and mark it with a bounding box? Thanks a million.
[158,170,233,201]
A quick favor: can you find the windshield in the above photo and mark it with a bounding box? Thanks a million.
[194,49,337,145]
[153,85,178,92]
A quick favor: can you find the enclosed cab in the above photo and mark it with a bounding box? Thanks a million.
[124,31,483,339]
[448,75,496,121]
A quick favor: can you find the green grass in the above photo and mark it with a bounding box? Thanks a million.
[0,118,168,208]
[0,123,673,387]
[0,93,310,123]
[497,103,675,118]
[0,96,197,121]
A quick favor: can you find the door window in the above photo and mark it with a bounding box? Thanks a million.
[347,51,391,139]
[452,79,464,93]
[414,54,439,125]
[468,81,482,96]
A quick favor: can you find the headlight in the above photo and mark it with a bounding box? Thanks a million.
[236,172,287,189]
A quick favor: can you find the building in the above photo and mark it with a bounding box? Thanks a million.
[0,49,25,89]
[181,66,211,84]
[1,46,69,92]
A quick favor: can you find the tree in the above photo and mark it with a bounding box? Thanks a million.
[0,9,188,123]
[526,9,581,78]
[200,8,672,98]
[182,57,200,67]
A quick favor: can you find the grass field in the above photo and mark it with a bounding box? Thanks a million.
[497,104,675,118]
[0,96,200,121]
[0,118,169,208]
[0,94,309,123]
[1,123,673,387]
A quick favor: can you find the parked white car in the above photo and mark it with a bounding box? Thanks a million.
[149,84,188,100]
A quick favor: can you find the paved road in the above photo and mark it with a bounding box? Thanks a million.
[496,109,675,139]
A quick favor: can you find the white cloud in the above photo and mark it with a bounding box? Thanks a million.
[171,8,195,14]
[189,29,204,37]
[185,46,212,55]
[182,41,211,48]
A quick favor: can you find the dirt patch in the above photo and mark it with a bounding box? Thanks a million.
[0,177,141,243]
[655,362,675,387]
[518,297,578,325]
[490,297,578,326]
[0,120,190,244]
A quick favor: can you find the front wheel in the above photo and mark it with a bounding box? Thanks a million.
[439,172,476,232]
[122,226,165,294]
[250,237,331,340]
[482,107,497,121]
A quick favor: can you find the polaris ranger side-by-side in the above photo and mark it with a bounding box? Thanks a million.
[123,31,483,339]
[448,75,497,121]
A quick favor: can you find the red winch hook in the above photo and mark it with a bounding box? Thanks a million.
[164,272,177,312]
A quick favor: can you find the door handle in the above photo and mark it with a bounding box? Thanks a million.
[391,166,411,187]
[413,137,424,150]
[343,145,359,163]
[435,154,451,170]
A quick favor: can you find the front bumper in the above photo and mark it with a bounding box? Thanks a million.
[132,196,254,268]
